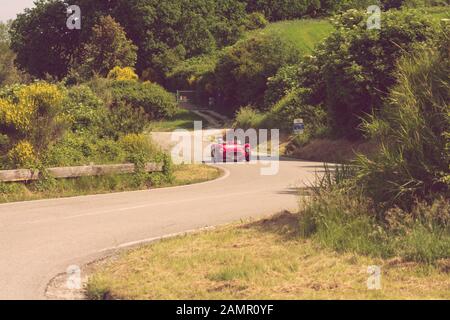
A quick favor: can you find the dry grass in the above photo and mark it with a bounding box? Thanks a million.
[86,212,450,300]
[286,138,379,163]
[170,164,223,186]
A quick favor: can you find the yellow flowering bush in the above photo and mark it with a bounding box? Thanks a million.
[7,141,37,168]
[1,83,64,133]
[107,66,138,81]
[0,97,32,132]
[0,82,67,168]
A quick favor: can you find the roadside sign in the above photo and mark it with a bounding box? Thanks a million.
[293,119,304,134]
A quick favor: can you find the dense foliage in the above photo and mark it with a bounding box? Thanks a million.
[241,0,366,20]
[9,0,250,81]
[74,16,138,79]
[317,9,439,138]
[12,0,435,81]
[256,9,440,138]
[1,0,448,264]
[109,81,178,120]
[10,0,80,79]
[215,34,300,113]
[0,22,26,86]
[241,0,448,20]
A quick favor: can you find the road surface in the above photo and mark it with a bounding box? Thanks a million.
[0,144,323,299]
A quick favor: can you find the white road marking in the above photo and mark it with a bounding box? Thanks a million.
[20,189,268,225]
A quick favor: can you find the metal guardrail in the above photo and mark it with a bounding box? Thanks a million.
[0,163,163,182]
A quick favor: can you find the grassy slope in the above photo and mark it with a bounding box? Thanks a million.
[248,19,334,54]
[87,212,450,300]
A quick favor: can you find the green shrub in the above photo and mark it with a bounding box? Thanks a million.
[234,106,266,130]
[86,76,115,107]
[242,0,379,21]
[110,80,178,119]
[105,102,149,139]
[64,85,108,135]
[264,88,327,132]
[290,131,313,149]
[0,181,24,196]
[148,172,169,187]
[264,64,300,109]
[215,34,300,113]
[156,152,174,184]
[387,0,449,9]
[119,134,157,166]
[43,131,128,167]
[245,12,269,30]
[300,191,391,257]
[43,132,94,167]
[94,139,126,164]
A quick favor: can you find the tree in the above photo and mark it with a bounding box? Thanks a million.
[0,21,22,86]
[10,0,81,79]
[76,16,137,78]
[9,0,249,81]
[306,9,438,138]
[214,34,300,113]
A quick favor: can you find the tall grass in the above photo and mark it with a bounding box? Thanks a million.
[299,165,450,263]
[356,36,449,210]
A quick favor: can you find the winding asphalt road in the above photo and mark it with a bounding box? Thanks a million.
[0,150,323,299]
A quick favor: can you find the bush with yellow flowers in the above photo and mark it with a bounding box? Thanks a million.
[107,66,139,81]
[7,140,37,168]
[0,82,67,168]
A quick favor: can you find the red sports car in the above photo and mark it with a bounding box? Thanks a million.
[211,138,251,163]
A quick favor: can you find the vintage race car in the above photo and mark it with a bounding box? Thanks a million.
[211,138,251,163]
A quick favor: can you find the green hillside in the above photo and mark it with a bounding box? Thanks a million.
[424,6,450,20]
[249,19,334,54]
